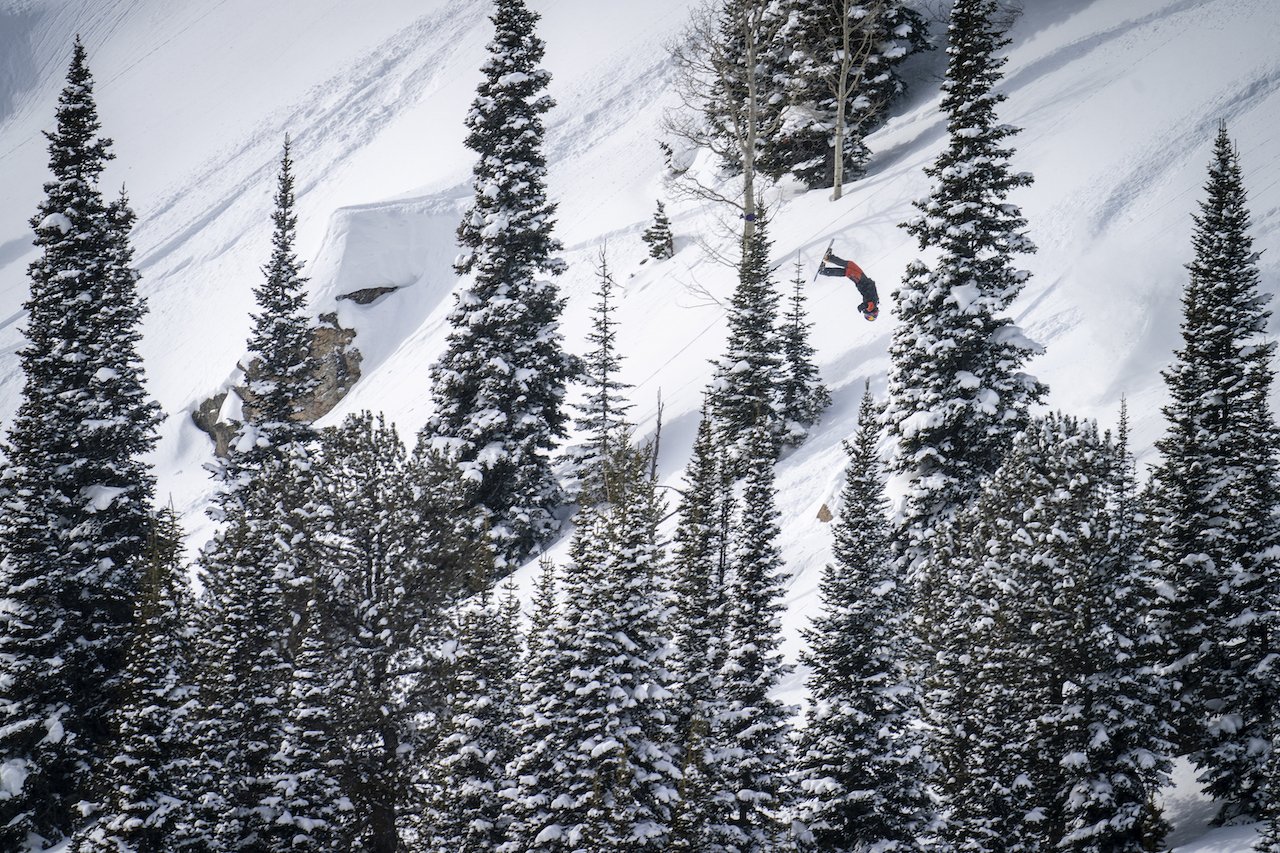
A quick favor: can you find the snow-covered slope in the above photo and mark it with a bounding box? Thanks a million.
[1,1,1276,847]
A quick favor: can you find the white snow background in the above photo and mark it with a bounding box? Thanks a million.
[1,0,1277,848]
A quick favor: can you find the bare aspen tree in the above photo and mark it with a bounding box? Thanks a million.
[665,0,787,246]
[825,2,888,199]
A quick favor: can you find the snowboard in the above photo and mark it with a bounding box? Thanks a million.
[812,239,835,282]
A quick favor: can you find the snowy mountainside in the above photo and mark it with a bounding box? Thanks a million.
[1,1,1278,848]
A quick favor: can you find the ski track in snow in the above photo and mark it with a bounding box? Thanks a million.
[0,2,1277,848]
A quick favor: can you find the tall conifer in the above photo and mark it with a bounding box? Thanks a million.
[778,261,831,447]
[570,249,633,505]
[265,602,349,851]
[708,428,794,849]
[509,442,678,849]
[935,415,1171,850]
[1055,407,1173,852]
[0,38,161,847]
[194,141,324,849]
[667,410,734,850]
[1146,123,1279,822]
[505,557,575,850]
[795,388,933,850]
[884,0,1044,570]
[425,587,523,851]
[316,412,487,851]
[241,137,318,444]
[708,214,784,465]
[428,0,574,569]
[77,509,196,852]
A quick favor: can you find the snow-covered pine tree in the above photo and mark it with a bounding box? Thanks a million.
[794,386,933,851]
[932,415,1081,849]
[764,0,928,196]
[424,586,522,852]
[503,556,574,851]
[511,440,678,850]
[1262,812,1280,853]
[0,38,162,848]
[313,411,489,852]
[265,599,350,852]
[75,508,197,852]
[241,136,319,445]
[194,481,298,849]
[1055,404,1173,852]
[1257,735,1280,852]
[569,248,633,505]
[884,0,1044,599]
[642,200,675,260]
[667,408,735,850]
[937,415,1171,850]
[708,426,795,850]
[1146,123,1279,824]
[708,212,785,466]
[428,0,574,569]
[778,260,831,448]
[194,140,326,850]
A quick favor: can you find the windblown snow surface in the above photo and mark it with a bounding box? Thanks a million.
[1,0,1277,847]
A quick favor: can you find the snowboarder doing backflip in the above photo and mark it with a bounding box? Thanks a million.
[818,249,879,321]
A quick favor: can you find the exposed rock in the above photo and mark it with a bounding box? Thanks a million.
[191,313,363,456]
[816,502,833,523]
[302,312,362,422]
[337,285,399,305]
[191,391,238,458]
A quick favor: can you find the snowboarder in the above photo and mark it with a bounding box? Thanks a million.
[818,250,879,321]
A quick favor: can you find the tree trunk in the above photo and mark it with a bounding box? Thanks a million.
[831,3,856,201]
[368,723,401,852]
[741,2,759,244]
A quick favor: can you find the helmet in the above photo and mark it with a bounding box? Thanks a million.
[863,300,878,321]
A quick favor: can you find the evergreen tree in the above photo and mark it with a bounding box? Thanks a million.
[76,508,196,852]
[504,556,574,850]
[777,260,831,448]
[708,213,785,465]
[795,387,933,851]
[764,0,928,194]
[193,141,325,850]
[428,0,574,569]
[1055,405,1173,852]
[315,412,488,852]
[1256,732,1280,851]
[569,249,633,505]
[0,38,161,847]
[935,415,1170,851]
[265,600,349,852]
[241,136,319,444]
[425,586,523,852]
[642,200,675,260]
[1263,816,1280,853]
[1146,123,1279,823]
[932,415,1085,849]
[667,410,734,850]
[708,427,794,850]
[194,478,300,849]
[509,441,678,850]
[883,0,1044,600]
